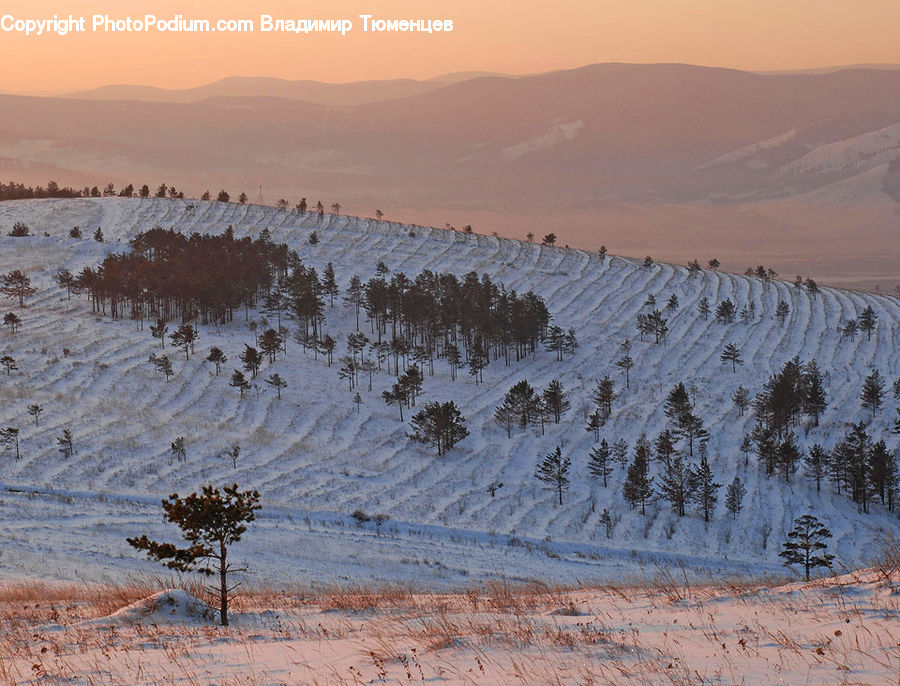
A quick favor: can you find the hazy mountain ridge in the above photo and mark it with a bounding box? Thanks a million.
[1,63,898,288]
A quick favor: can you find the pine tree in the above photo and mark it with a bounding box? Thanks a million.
[399,365,424,406]
[599,509,613,538]
[612,438,629,467]
[826,442,847,495]
[802,361,827,426]
[240,345,262,378]
[688,453,720,522]
[843,422,873,512]
[623,452,653,515]
[804,444,827,494]
[353,392,362,413]
[382,382,408,421]
[714,299,736,324]
[318,334,336,366]
[54,268,75,300]
[170,436,187,463]
[0,355,16,375]
[57,428,74,458]
[858,305,877,340]
[592,376,616,417]
[542,379,570,422]
[1,270,36,306]
[536,446,571,505]
[779,514,834,580]
[740,433,753,466]
[660,452,693,516]
[776,433,802,482]
[720,343,743,373]
[127,484,261,626]
[467,337,488,384]
[860,370,886,419]
[676,413,709,457]
[732,386,750,416]
[698,297,710,320]
[322,262,339,308]
[494,403,516,439]
[664,382,692,424]
[338,356,357,390]
[444,343,462,381]
[615,355,635,388]
[868,439,897,510]
[724,476,745,518]
[27,404,42,426]
[654,430,677,469]
[666,293,679,311]
[544,325,567,361]
[259,328,283,363]
[230,370,250,398]
[498,380,541,432]
[3,311,21,333]
[775,300,790,324]
[0,427,20,460]
[206,347,227,375]
[588,440,613,487]
[149,353,173,381]
[93,227,104,242]
[169,324,198,361]
[150,318,168,349]
[585,409,602,442]
[343,275,365,331]
[264,373,287,399]
[409,401,469,456]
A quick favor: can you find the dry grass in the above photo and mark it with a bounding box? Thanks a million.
[0,573,897,685]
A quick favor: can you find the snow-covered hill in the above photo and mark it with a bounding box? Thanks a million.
[0,197,897,587]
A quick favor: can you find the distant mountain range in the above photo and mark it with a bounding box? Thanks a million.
[2,62,898,289]
[61,72,518,106]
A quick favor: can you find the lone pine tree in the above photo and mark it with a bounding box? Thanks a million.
[779,514,834,581]
[127,484,260,626]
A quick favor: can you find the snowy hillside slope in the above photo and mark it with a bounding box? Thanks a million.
[0,197,897,587]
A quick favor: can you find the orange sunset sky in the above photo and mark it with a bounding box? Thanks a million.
[1,0,900,94]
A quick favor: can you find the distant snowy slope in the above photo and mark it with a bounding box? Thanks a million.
[0,197,897,587]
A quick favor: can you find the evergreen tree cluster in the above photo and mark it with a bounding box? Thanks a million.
[73,227,293,325]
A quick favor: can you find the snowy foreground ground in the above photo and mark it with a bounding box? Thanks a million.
[0,197,897,588]
[1,572,899,685]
